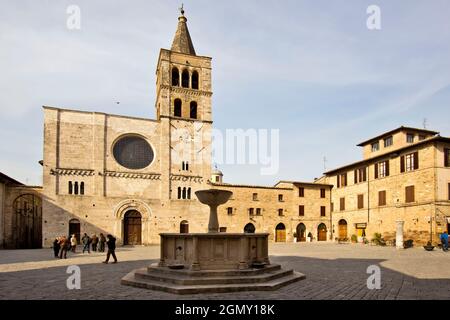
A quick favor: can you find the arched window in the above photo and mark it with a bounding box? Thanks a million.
[182,187,186,199]
[180,220,189,233]
[68,181,73,195]
[190,101,197,119]
[182,69,189,88]
[174,99,182,117]
[80,182,84,195]
[185,161,189,171]
[182,161,185,170]
[74,182,79,195]
[177,187,181,199]
[191,71,199,89]
[172,67,180,86]
[187,187,191,199]
[244,223,255,233]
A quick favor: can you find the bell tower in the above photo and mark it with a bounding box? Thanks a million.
[155,7,212,121]
[156,7,213,201]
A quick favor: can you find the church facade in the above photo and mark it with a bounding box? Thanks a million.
[1,11,449,249]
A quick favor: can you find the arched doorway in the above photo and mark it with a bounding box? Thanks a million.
[124,210,142,245]
[68,218,81,243]
[338,219,348,240]
[296,223,306,242]
[317,223,327,242]
[275,223,286,242]
[180,220,189,233]
[12,194,42,248]
[244,223,255,233]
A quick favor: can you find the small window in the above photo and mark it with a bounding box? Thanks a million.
[190,101,197,119]
[174,99,182,117]
[177,187,181,199]
[74,182,79,195]
[182,187,186,199]
[191,71,199,90]
[337,173,347,187]
[354,167,367,183]
[357,194,364,209]
[406,133,414,143]
[80,182,84,195]
[249,208,254,216]
[68,181,73,195]
[298,187,304,197]
[405,186,415,203]
[182,69,189,88]
[384,136,393,147]
[219,227,227,233]
[371,142,379,152]
[299,205,304,216]
[320,206,326,217]
[444,148,450,167]
[278,209,284,216]
[187,187,191,199]
[278,194,283,202]
[405,153,418,172]
[376,161,389,178]
[320,188,326,198]
[252,193,258,201]
[340,197,345,211]
[171,67,180,86]
[378,190,386,206]
[227,207,233,215]
[256,208,262,216]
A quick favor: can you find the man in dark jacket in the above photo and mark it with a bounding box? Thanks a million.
[82,233,91,254]
[102,234,118,264]
[58,236,70,259]
[53,238,60,258]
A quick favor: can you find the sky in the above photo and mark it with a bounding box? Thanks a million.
[0,0,449,186]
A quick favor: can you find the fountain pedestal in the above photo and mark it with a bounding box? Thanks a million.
[121,189,305,294]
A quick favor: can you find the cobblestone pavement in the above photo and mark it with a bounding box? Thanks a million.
[0,243,449,300]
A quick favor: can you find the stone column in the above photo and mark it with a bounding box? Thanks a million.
[208,204,219,233]
[396,220,404,249]
[158,235,165,266]
[191,236,200,271]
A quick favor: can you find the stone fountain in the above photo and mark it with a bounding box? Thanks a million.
[121,189,305,294]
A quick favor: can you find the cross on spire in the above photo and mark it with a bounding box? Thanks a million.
[179,3,185,16]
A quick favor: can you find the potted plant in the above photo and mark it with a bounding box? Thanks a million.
[293,232,297,243]
[423,241,435,251]
[351,234,357,243]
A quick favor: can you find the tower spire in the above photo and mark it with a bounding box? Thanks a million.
[171,5,196,55]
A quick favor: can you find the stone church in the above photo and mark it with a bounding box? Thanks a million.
[1,10,449,249]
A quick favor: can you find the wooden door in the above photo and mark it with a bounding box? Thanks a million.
[275,223,286,242]
[338,220,347,239]
[318,224,327,241]
[124,211,142,245]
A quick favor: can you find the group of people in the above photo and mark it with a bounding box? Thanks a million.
[52,233,118,263]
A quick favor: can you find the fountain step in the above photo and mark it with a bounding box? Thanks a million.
[121,268,305,294]
[147,263,281,277]
[135,268,293,285]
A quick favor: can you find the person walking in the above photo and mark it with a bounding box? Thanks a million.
[91,234,98,252]
[58,236,69,259]
[98,233,106,252]
[52,237,60,258]
[70,234,77,253]
[102,234,117,264]
[82,233,91,254]
[440,231,449,252]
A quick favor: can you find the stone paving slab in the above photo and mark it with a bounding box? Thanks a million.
[0,243,449,300]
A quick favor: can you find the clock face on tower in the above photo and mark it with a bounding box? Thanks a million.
[113,135,154,170]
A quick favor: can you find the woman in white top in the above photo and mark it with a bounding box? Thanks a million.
[70,234,77,253]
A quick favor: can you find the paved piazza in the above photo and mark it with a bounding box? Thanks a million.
[0,243,449,300]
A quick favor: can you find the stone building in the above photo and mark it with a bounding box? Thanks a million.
[317,126,450,245]
[1,12,449,249]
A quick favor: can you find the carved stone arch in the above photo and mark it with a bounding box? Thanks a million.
[113,199,152,245]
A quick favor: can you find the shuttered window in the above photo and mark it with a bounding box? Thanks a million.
[320,206,326,217]
[340,197,345,211]
[354,167,367,183]
[357,194,364,209]
[338,173,347,187]
[445,148,450,167]
[404,152,419,172]
[405,186,415,203]
[378,190,386,206]
[299,187,304,197]
[299,205,305,216]
[320,188,326,198]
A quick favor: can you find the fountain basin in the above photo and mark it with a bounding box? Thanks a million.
[158,232,270,270]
